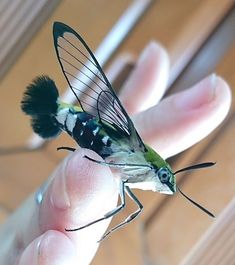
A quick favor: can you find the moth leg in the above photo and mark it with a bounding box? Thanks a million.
[84,155,152,169]
[83,155,127,168]
[99,186,143,241]
[57,146,76,152]
[65,180,126,232]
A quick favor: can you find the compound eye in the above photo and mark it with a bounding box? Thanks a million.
[158,168,170,183]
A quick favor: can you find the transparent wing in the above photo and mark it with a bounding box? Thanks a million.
[53,22,145,151]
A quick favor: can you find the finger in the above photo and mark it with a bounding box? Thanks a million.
[18,230,77,265]
[0,149,118,265]
[119,41,169,115]
[133,74,231,158]
[38,149,118,264]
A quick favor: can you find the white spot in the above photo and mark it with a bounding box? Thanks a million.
[82,121,87,126]
[80,130,84,136]
[93,127,99,136]
[90,141,94,146]
[56,108,69,125]
[102,135,109,145]
[127,181,156,191]
[66,113,77,132]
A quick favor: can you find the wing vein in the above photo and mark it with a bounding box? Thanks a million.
[53,22,145,151]
[58,44,106,85]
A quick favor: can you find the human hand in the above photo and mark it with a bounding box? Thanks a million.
[0,41,231,265]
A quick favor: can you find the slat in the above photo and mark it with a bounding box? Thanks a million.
[0,0,61,79]
[118,0,234,85]
[179,197,235,265]
[167,6,235,95]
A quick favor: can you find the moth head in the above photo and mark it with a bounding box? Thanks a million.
[143,145,176,194]
[154,166,176,194]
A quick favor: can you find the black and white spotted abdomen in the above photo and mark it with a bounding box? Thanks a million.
[56,107,117,158]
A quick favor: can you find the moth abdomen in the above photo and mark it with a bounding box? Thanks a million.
[31,115,61,138]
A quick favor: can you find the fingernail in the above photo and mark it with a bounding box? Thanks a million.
[175,73,217,110]
[50,158,71,210]
[138,41,165,65]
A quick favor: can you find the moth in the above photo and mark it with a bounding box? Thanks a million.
[21,22,214,240]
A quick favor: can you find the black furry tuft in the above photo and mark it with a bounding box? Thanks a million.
[21,75,59,115]
[22,75,61,138]
[31,115,61,138]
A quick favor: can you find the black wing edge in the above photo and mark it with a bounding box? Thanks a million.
[52,21,146,151]
[53,22,110,86]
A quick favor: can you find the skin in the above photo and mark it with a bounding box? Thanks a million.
[0,41,231,265]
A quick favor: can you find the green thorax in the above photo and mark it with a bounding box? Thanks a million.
[57,101,82,112]
[144,144,172,171]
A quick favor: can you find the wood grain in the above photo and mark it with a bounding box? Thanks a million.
[179,197,235,265]
[0,0,61,79]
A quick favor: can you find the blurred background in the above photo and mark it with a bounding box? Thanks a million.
[0,0,234,264]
